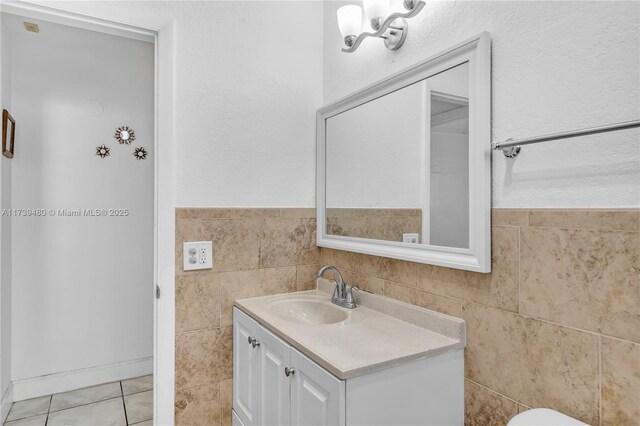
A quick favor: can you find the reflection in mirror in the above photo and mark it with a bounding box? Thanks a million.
[428,63,469,248]
[325,62,469,248]
[326,81,424,242]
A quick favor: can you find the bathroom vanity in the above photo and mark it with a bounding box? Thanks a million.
[232,280,466,426]
[231,33,488,426]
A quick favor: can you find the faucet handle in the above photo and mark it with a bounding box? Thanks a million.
[345,285,359,304]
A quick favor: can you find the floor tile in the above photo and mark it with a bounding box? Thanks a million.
[124,390,152,424]
[50,381,122,412]
[121,375,153,396]
[4,414,47,426]
[47,397,126,426]
[130,421,152,426]
[5,396,50,422]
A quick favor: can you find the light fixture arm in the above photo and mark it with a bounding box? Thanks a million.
[342,0,426,53]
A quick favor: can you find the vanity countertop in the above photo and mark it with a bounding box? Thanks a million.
[234,279,466,380]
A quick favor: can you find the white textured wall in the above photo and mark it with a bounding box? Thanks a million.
[7,15,154,384]
[173,2,323,207]
[324,1,640,208]
[23,1,639,209]
[30,0,325,208]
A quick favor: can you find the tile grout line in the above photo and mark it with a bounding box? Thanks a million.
[4,395,51,425]
[176,263,320,277]
[121,389,154,397]
[46,396,128,416]
[518,223,522,315]
[5,380,151,425]
[463,299,640,345]
[45,395,52,426]
[519,224,639,233]
[598,335,602,426]
[465,378,528,408]
[383,279,465,305]
[120,382,129,426]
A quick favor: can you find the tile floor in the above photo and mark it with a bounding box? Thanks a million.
[3,375,152,426]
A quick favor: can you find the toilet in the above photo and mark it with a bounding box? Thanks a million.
[508,408,589,426]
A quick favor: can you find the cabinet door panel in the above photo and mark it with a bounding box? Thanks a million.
[233,308,259,426]
[257,326,291,426]
[290,348,345,426]
[232,410,246,426]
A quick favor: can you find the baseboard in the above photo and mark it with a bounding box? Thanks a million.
[12,356,152,401]
[1,382,13,423]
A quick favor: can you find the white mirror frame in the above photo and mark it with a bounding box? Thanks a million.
[316,32,491,273]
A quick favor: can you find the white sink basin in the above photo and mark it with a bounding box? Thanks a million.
[267,298,349,325]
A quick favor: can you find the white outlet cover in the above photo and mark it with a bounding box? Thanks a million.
[402,233,420,244]
[183,241,213,271]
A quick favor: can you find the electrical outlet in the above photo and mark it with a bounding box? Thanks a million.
[402,233,420,244]
[183,241,213,271]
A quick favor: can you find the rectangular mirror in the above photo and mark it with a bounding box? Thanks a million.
[317,33,491,272]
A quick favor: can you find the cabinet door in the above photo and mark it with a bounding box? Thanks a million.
[233,308,259,426]
[290,348,345,426]
[256,325,291,426]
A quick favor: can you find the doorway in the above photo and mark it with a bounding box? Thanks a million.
[1,9,159,426]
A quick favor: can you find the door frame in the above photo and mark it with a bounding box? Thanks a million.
[0,1,176,424]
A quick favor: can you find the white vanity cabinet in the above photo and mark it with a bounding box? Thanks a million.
[233,307,464,426]
[233,307,259,425]
[233,308,345,426]
[289,347,345,426]
[256,319,291,426]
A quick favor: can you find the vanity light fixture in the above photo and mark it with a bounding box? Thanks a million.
[337,5,363,49]
[337,0,426,53]
[363,0,390,30]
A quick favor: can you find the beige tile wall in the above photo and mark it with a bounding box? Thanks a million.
[322,208,639,426]
[326,208,422,241]
[175,207,639,426]
[174,208,319,425]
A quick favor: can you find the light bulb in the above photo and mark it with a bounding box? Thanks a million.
[363,0,390,29]
[337,5,363,39]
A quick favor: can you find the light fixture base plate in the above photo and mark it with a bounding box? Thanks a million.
[383,18,408,50]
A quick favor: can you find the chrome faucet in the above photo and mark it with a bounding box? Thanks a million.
[316,265,359,309]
